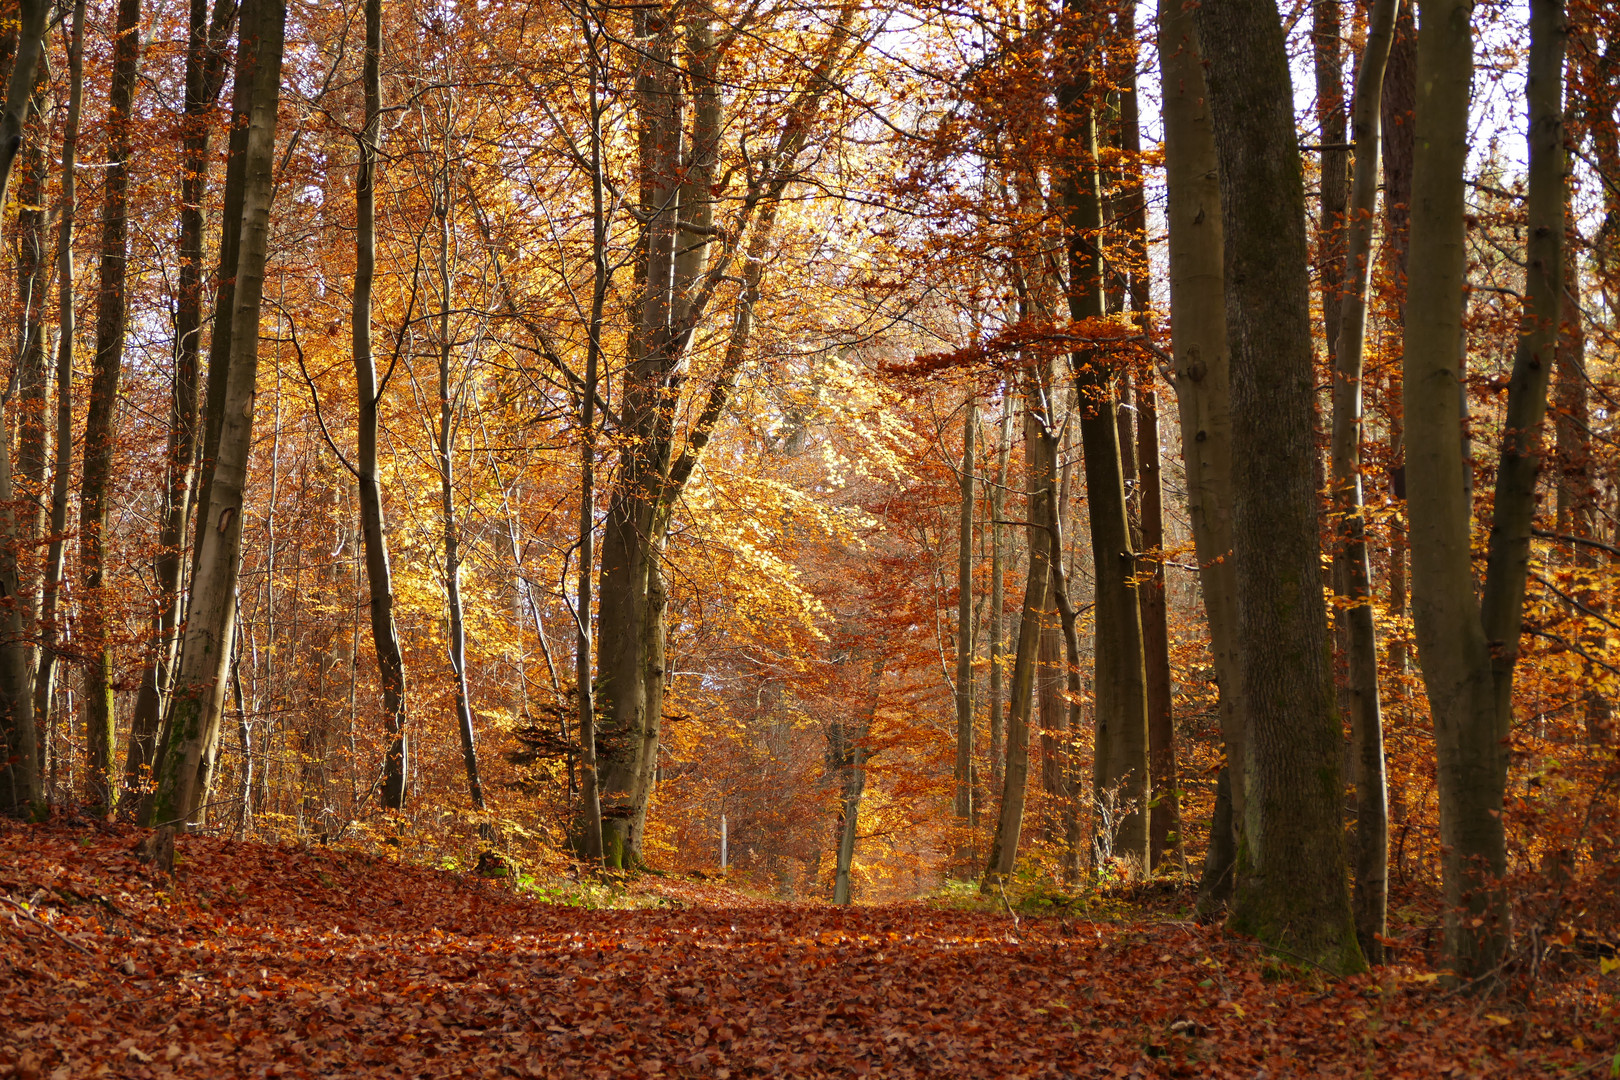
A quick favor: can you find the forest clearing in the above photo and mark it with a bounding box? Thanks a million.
[1,820,1614,1079]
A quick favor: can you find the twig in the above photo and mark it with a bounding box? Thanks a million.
[995,876,1020,935]
[0,893,94,954]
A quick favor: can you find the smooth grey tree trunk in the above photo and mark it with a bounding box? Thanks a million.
[987,396,1012,792]
[1404,0,1566,982]
[125,0,236,802]
[1157,0,1245,909]
[148,0,284,829]
[1059,30,1149,870]
[352,0,409,810]
[1330,0,1397,964]
[982,371,1055,888]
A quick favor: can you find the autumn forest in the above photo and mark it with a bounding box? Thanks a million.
[1,0,1619,1069]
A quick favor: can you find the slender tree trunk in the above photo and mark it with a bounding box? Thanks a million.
[124,0,236,802]
[987,395,1012,793]
[833,653,882,905]
[33,0,84,778]
[1157,0,1245,907]
[79,0,145,809]
[436,179,484,811]
[15,69,48,616]
[1381,0,1416,676]
[953,396,976,854]
[1315,0,1349,379]
[0,0,50,817]
[1059,29,1150,870]
[1195,0,1365,973]
[982,369,1055,888]
[1331,0,1397,964]
[147,0,284,829]
[352,0,409,810]
[1405,0,1565,981]
[1113,12,1177,868]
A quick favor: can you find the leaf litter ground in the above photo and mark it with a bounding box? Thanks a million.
[1,820,1613,1078]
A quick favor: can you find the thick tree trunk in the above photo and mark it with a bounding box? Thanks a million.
[1406,0,1565,982]
[15,70,48,602]
[79,0,145,809]
[982,377,1055,888]
[147,0,284,829]
[1059,34,1150,870]
[1157,0,1246,909]
[352,0,409,810]
[1331,0,1397,964]
[1195,0,1364,973]
[0,0,50,817]
[953,396,976,852]
[124,0,236,801]
[33,0,84,781]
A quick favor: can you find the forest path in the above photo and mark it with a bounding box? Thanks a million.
[0,822,1603,1079]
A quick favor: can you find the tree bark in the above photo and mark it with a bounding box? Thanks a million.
[0,0,50,817]
[832,653,883,904]
[953,396,976,854]
[1381,0,1416,676]
[1330,0,1397,964]
[1157,0,1246,909]
[351,0,409,810]
[1195,0,1365,973]
[32,0,84,786]
[147,0,284,829]
[987,396,1012,793]
[982,373,1054,889]
[1059,25,1150,871]
[124,0,237,802]
[1405,0,1566,982]
[79,0,145,809]
[435,172,484,812]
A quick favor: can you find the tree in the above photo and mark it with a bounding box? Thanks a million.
[1157,0,1245,909]
[148,0,286,829]
[1195,0,1365,973]
[0,0,51,818]
[1402,0,1568,981]
[80,0,146,809]
[1330,0,1398,964]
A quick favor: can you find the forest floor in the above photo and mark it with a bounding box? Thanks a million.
[0,818,1615,1079]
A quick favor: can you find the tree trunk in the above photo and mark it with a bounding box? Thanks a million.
[124,0,236,802]
[1405,0,1565,982]
[982,373,1055,888]
[1157,0,1246,909]
[147,0,284,829]
[79,0,145,810]
[1059,32,1150,871]
[0,0,50,818]
[987,396,1012,792]
[1113,12,1176,868]
[1381,0,1416,676]
[953,396,976,854]
[436,182,484,812]
[352,0,409,810]
[1195,0,1365,973]
[33,0,84,786]
[1331,0,1397,964]
[832,654,883,904]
